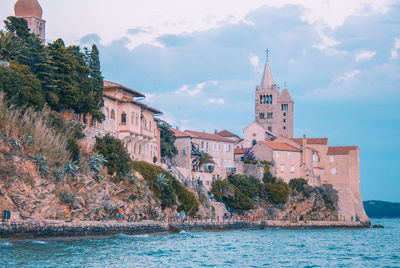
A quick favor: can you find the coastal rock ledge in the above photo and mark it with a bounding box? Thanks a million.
[0,220,370,238]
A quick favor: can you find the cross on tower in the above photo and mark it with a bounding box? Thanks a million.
[265,48,270,62]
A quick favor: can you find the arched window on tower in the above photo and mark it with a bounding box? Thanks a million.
[270,95,273,104]
[266,95,269,104]
[260,95,263,104]
[259,113,265,119]
[263,95,266,104]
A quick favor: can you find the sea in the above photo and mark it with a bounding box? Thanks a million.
[1,219,399,267]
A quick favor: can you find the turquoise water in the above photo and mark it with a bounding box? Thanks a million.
[1,219,399,267]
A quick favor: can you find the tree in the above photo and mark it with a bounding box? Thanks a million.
[199,152,214,168]
[0,61,44,109]
[157,120,178,159]
[94,134,132,180]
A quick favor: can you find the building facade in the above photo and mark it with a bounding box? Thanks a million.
[83,81,162,164]
[14,0,46,43]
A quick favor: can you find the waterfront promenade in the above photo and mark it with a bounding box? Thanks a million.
[0,218,370,238]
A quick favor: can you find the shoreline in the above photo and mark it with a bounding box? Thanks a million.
[0,219,370,239]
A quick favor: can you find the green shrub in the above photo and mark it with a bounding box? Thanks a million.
[262,171,277,184]
[132,161,199,214]
[265,180,289,204]
[211,176,255,211]
[289,178,308,191]
[95,134,132,181]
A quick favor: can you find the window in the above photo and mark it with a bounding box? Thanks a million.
[331,168,337,175]
[259,113,265,119]
[284,112,286,116]
[283,126,286,130]
[106,108,109,119]
[218,144,221,151]
[276,151,280,158]
[287,152,291,159]
[280,164,285,172]
[201,142,204,148]
[252,139,257,146]
[267,112,273,119]
[228,145,232,152]
[330,156,334,163]
[283,119,286,123]
[268,126,272,132]
[290,165,295,173]
[110,110,115,119]
[260,95,263,104]
[297,153,300,159]
[281,104,288,111]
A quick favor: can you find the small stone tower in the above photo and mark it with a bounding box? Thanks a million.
[255,57,294,137]
[14,0,45,43]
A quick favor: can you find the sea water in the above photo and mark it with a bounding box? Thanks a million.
[1,219,399,267]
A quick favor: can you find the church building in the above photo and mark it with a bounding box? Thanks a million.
[14,0,46,43]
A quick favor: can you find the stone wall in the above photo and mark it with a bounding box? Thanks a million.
[0,219,370,238]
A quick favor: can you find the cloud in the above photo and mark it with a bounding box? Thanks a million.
[355,50,376,61]
[127,27,152,35]
[249,53,260,70]
[176,82,207,96]
[336,70,360,82]
[312,29,340,50]
[390,37,400,59]
[207,98,225,104]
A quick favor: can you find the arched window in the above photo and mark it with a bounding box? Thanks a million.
[252,139,257,146]
[121,112,126,124]
[266,95,269,104]
[270,95,273,104]
[260,95,263,104]
[110,110,115,119]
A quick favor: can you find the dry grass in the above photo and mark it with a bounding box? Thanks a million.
[0,93,71,169]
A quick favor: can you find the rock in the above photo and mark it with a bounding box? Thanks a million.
[372,224,384,228]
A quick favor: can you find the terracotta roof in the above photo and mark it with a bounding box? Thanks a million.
[103,93,162,115]
[293,138,328,145]
[234,147,248,154]
[260,141,300,152]
[171,128,191,138]
[216,130,240,138]
[15,0,42,18]
[103,80,145,98]
[327,146,358,155]
[184,130,235,143]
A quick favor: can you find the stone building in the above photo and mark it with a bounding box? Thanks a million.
[77,81,162,164]
[14,0,46,43]
[170,129,236,188]
[254,58,294,138]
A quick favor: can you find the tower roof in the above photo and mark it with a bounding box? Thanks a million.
[279,88,294,103]
[14,0,43,18]
[260,60,274,90]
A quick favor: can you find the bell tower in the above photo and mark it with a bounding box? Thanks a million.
[254,50,294,138]
[14,0,46,43]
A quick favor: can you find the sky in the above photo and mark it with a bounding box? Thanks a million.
[1,0,399,202]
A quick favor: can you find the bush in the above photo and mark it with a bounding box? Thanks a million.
[289,178,308,191]
[265,181,289,204]
[95,134,132,181]
[211,176,256,211]
[262,171,277,184]
[132,161,199,214]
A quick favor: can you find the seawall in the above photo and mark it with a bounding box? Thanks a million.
[0,219,370,239]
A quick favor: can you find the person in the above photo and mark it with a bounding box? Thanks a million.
[118,207,124,222]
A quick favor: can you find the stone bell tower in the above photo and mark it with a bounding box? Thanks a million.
[14,0,46,43]
[255,51,294,137]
